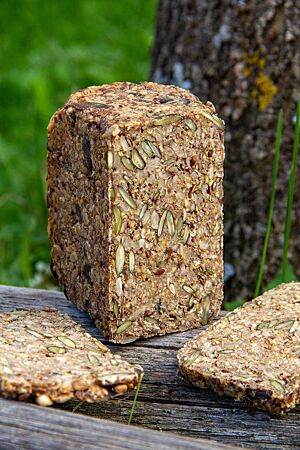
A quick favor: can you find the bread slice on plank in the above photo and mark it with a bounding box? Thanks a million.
[0,308,141,406]
[178,283,300,414]
[47,82,225,343]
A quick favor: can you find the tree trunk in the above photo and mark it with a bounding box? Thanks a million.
[151,0,300,300]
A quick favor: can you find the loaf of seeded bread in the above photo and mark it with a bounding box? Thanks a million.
[47,82,225,343]
[178,283,300,414]
[0,308,141,406]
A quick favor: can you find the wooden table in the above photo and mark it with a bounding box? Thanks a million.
[0,286,299,449]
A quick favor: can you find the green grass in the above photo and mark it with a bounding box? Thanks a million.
[282,98,300,282]
[0,0,157,286]
[254,110,283,298]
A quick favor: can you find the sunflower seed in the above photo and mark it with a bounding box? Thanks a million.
[113,302,119,319]
[120,136,130,151]
[107,151,114,169]
[151,210,159,229]
[270,379,285,394]
[129,250,135,273]
[154,115,182,126]
[26,329,44,338]
[188,295,196,309]
[57,336,76,348]
[116,321,132,334]
[121,156,134,171]
[118,186,137,209]
[1,366,13,375]
[47,346,67,354]
[290,320,298,333]
[113,206,122,234]
[144,317,159,325]
[182,224,190,245]
[124,174,134,185]
[139,204,148,220]
[142,210,150,225]
[157,209,168,237]
[184,350,201,367]
[185,118,197,131]
[166,211,175,236]
[131,149,145,169]
[115,244,125,275]
[274,320,295,330]
[168,283,176,295]
[182,284,195,294]
[88,352,101,366]
[199,110,225,131]
[116,277,123,296]
[201,296,210,325]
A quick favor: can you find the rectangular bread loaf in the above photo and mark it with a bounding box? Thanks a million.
[0,308,140,405]
[178,283,300,414]
[47,82,224,343]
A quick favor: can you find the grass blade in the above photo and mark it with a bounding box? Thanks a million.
[254,110,283,297]
[282,99,300,282]
[72,400,85,413]
[128,371,143,425]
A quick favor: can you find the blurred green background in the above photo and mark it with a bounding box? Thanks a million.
[0,0,157,287]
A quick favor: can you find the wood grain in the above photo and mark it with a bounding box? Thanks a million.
[1,285,300,449]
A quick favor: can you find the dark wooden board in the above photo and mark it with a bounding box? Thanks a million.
[1,285,300,449]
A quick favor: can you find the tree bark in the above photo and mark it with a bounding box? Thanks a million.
[151,0,300,300]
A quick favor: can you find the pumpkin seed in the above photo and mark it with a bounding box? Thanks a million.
[116,321,132,334]
[154,115,182,126]
[157,209,168,237]
[270,379,285,394]
[57,336,76,348]
[274,320,295,330]
[256,321,268,330]
[268,319,279,328]
[113,301,119,319]
[185,118,197,131]
[176,215,183,235]
[124,174,134,185]
[118,186,137,209]
[184,350,200,367]
[88,352,101,366]
[115,243,125,275]
[142,140,161,158]
[121,156,134,171]
[131,149,145,169]
[144,317,159,325]
[111,359,119,366]
[201,296,210,325]
[120,136,130,151]
[162,158,176,166]
[199,110,225,131]
[26,329,44,338]
[113,206,122,234]
[47,346,67,354]
[182,284,194,294]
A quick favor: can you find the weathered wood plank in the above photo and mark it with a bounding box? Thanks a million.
[0,399,238,450]
[1,285,300,450]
